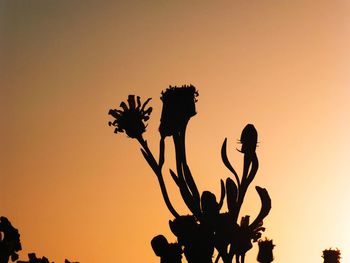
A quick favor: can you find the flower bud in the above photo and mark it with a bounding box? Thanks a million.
[159,85,198,137]
[239,124,258,154]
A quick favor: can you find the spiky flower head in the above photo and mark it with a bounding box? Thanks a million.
[159,85,198,137]
[108,95,152,139]
[322,248,341,263]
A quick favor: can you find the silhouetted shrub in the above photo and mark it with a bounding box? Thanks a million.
[0,216,22,263]
[109,86,272,263]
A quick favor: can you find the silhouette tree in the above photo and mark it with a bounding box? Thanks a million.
[108,85,272,263]
[322,249,341,263]
[0,217,22,263]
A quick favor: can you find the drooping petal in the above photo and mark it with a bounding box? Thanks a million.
[108,109,120,119]
[120,101,128,111]
[141,98,152,112]
[143,107,153,116]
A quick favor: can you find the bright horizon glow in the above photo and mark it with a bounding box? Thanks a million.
[2,1,350,262]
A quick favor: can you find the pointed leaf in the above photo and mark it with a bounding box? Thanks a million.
[169,169,179,186]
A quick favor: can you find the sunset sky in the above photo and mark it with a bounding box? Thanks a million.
[2,1,350,262]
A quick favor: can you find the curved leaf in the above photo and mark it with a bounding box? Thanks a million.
[221,138,240,186]
[249,186,271,230]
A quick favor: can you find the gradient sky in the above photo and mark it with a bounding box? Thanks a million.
[2,1,350,262]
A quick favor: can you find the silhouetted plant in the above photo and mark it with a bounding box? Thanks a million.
[108,85,272,263]
[257,238,274,263]
[16,253,51,263]
[0,216,22,263]
[16,253,79,263]
[322,248,341,263]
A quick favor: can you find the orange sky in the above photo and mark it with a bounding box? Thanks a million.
[2,1,350,262]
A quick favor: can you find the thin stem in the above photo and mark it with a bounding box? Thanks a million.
[173,133,201,219]
[137,136,179,218]
[234,152,259,222]
[159,136,165,170]
[180,124,200,206]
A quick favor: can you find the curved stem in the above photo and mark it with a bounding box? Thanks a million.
[246,153,259,186]
[173,132,201,219]
[180,124,200,205]
[235,152,259,222]
[221,138,241,187]
[137,136,179,218]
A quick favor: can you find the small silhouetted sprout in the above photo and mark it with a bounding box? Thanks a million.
[28,253,50,263]
[322,248,341,263]
[257,238,275,263]
[151,235,182,263]
[16,253,52,263]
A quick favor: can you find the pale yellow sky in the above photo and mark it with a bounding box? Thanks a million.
[2,1,350,262]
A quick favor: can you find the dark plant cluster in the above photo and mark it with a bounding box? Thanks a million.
[0,217,78,263]
[108,85,273,263]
